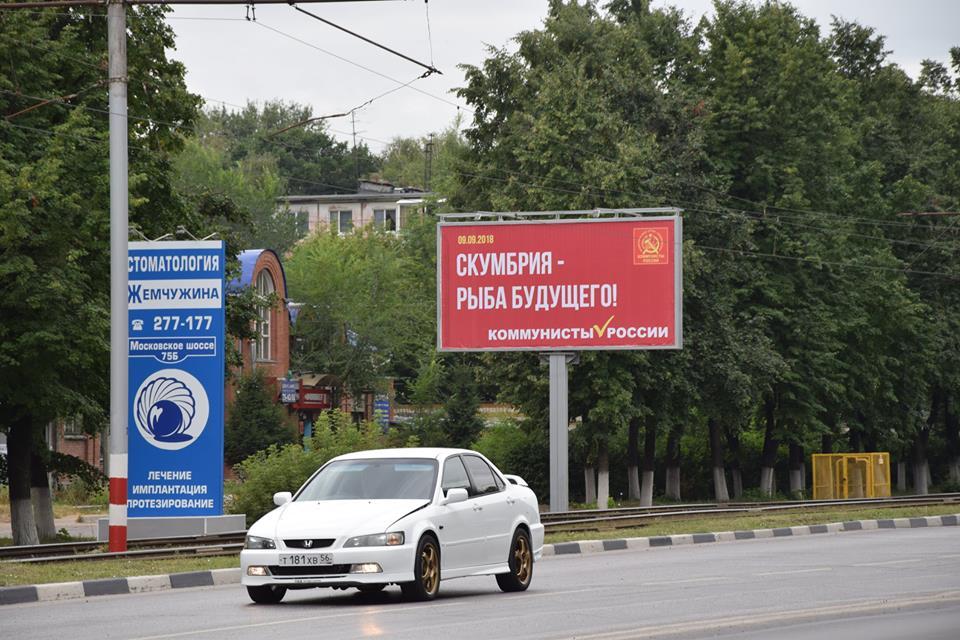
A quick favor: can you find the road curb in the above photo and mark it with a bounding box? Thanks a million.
[0,568,241,606]
[539,512,960,557]
[2,514,957,606]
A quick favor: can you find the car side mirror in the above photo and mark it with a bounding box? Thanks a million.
[273,491,293,506]
[441,488,468,505]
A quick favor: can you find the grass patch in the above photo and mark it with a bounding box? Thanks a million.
[0,555,239,587]
[544,505,960,543]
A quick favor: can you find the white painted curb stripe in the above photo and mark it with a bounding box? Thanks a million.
[35,582,85,602]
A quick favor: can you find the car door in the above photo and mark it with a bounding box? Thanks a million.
[435,455,485,570]
[461,455,514,566]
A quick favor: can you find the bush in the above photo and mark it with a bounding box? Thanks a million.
[473,419,549,501]
[230,410,387,525]
[56,480,108,506]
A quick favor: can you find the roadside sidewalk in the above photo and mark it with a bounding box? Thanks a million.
[1,513,957,606]
[0,516,99,540]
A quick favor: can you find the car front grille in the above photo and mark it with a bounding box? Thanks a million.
[283,538,335,549]
[269,564,352,576]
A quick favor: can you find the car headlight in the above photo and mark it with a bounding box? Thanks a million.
[245,535,277,549]
[344,532,404,547]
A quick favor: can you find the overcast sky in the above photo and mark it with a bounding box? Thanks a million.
[168,1,959,155]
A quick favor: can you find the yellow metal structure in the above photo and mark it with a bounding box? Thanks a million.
[812,453,891,500]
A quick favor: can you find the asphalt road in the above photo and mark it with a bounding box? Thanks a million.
[5,527,960,640]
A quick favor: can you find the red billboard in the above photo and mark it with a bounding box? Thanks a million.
[437,217,682,351]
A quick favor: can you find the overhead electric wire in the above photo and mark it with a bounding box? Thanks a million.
[8,3,950,234]
[289,4,440,76]
[251,18,463,110]
[8,107,957,282]
[7,12,956,269]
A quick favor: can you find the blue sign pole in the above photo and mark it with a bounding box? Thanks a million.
[127,241,225,517]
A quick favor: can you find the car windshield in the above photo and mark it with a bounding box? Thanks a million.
[296,458,438,501]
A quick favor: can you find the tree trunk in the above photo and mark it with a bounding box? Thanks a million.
[821,433,833,454]
[31,448,57,541]
[708,418,729,502]
[788,442,804,499]
[897,460,908,492]
[913,430,931,495]
[945,394,960,484]
[725,428,743,499]
[627,418,641,501]
[8,415,40,546]
[640,418,656,506]
[596,442,610,509]
[584,465,596,505]
[665,426,681,501]
[759,396,778,497]
[914,389,941,495]
[848,427,862,453]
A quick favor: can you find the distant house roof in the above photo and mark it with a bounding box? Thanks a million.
[228,249,287,296]
[278,182,432,207]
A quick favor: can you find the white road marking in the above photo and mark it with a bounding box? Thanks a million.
[755,567,833,576]
[640,576,733,586]
[854,559,920,567]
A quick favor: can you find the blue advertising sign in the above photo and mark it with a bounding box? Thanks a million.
[374,394,391,429]
[280,378,299,404]
[127,241,225,517]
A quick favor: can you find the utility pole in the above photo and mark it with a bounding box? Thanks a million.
[107,0,129,553]
[351,111,359,187]
[424,133,434,191]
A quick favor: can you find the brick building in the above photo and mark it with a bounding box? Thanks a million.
[228,249,292,396]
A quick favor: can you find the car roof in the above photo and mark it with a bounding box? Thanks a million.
[331,447,475,462]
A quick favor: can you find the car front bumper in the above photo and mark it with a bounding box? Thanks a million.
[241,544,415,587]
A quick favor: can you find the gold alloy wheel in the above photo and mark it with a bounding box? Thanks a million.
[421,542,440,594]
[514,534,532,584]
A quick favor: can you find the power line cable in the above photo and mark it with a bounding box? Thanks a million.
[8,113,957,281]
[6,19,954,243]
[289,3,440,76]
[252,18,463,110]
[423,0,434,68]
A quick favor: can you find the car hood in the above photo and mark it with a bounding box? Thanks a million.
[252,499,430,540]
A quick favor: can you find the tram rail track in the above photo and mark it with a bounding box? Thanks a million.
[3,493,957,563]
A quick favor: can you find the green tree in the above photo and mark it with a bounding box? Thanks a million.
[173,135,303,254]
[224,369,295,465]
[203,101,379,195]
[379,119,467,196]
[440,360,484,449]
[0,6,199,544]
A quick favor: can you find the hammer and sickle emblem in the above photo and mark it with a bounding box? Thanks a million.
[640,232,662,255]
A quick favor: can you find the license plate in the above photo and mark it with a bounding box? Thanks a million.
[278,553,333,566]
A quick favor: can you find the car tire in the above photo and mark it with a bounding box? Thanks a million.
[401,535,441,601]
[356,584,386,593]
[496,528,533,592]
[246,584,287,604]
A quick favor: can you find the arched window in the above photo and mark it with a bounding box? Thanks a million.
[254,269,275,361]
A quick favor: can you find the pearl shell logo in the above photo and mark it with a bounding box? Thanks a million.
[134,369,209,451]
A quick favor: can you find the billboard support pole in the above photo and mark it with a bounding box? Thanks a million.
[107,0,128,552]
[547,352,576,513]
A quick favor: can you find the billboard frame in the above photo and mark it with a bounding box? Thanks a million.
[436,211,683,353]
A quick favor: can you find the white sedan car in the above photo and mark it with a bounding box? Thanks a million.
[241,447,544,603]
